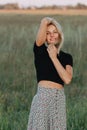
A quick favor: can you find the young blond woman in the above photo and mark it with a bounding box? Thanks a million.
[27,17,73,130]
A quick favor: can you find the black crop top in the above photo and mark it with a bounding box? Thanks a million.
[33,42,73,86]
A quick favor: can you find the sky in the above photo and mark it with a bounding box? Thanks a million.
[0,0,87,8]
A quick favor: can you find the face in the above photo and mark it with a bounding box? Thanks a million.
[46,24,60,45]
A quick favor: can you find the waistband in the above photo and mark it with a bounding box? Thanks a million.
[38,80,64,90]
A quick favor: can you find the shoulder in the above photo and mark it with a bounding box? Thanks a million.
[60,50,73,66]
[34,41,45,48]
[33,41,45,50]
[33,41,47,55]
[60,50,73,59]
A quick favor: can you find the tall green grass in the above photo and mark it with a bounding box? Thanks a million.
[0,14,87,130]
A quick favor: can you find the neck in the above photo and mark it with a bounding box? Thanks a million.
[45,42,60,54]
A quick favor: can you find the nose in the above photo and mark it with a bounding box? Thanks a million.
[50,32,54,37]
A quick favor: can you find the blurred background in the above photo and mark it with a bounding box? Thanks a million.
[0,0,87,130]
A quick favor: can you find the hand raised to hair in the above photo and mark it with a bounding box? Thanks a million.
[41,17,52,25]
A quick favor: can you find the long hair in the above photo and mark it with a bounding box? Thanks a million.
[45,17,64,52]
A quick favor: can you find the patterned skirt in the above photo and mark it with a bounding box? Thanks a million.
[27,85,67,130]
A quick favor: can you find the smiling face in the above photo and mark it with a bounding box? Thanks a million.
[46,24,60,45]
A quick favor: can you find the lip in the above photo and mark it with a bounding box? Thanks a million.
[50,38,55,41]
[50,40,56,43]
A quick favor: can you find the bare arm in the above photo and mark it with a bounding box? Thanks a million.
[47,44,73,84]
[36,17,52,46]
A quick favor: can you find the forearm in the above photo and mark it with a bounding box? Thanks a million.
[51,57,72,84]
[36,17,52,46]
[36,21,47,46]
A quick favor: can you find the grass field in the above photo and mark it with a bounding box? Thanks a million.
[0,11,87,130]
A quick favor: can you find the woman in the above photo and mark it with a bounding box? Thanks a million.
[27,17,73,130]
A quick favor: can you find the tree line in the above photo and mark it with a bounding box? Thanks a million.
[0,3,87,10]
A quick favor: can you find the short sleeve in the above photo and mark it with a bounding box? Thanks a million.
[33,41,40,53]
[66,54,73,67]
[33,41,44,54]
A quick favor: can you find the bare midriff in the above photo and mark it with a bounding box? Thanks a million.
[38,80,63,89]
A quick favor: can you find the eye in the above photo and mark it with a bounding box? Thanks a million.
[46,32,50,35]
[54,31,58,34]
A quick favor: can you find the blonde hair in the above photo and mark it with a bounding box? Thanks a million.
[45,17,64,52]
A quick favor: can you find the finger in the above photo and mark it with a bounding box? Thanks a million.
[48,44,53,50]
[47,48,50,52]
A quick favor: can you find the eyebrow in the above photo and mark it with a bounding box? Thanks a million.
[47,29,58,32]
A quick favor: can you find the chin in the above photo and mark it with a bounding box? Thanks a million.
[49,41,55,44]
[47,41,58,45]
[51,42,57,45]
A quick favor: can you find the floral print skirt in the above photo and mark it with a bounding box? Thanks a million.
[27,85,66,130]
